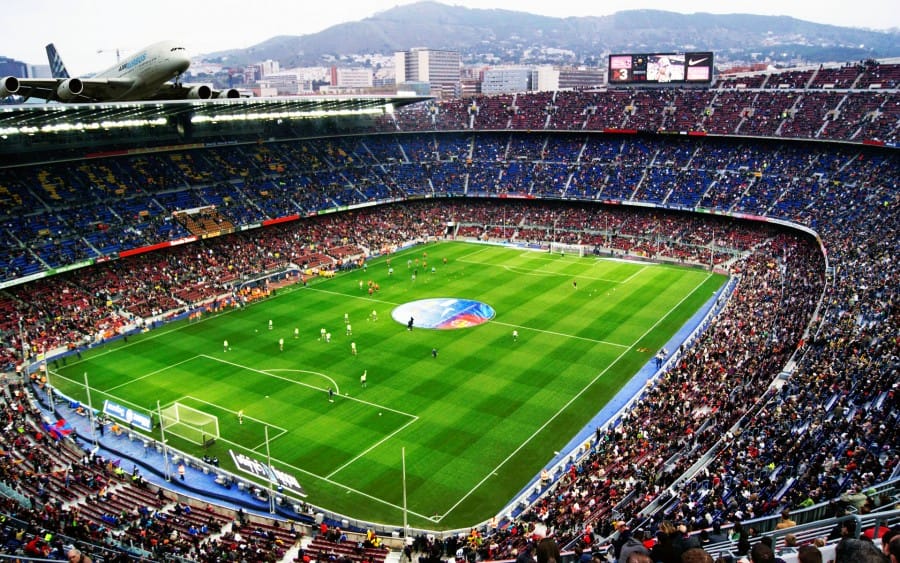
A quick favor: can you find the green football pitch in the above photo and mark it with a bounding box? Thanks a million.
[50,241,725,529]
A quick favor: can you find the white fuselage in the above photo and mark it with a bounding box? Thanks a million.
[95,40,191,100]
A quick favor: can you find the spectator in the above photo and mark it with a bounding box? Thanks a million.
[750,543,776,563]
[515,542,536,563]
[797,545,822,563]
[834,538,888,563]
[67,547,92,563]
[536,538,561,563]
[681,548,714,563]
[775,509,796,529]
[618,529,650,563]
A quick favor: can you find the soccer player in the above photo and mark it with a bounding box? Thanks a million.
[344,313,349,324]
[223,339,229,352]
[431,347,438,358]
[268,319,273,330]
[407,317,414,331]
[325,332,331,343]
[513,330,518,342]
[238,410,244,425]
[320,327,326,341]
[350,342,357,356]
[294,327,299,339]
[279,338,284,351]
[346,324,352,336]
[360,370,367,388]
[328,387,334,403]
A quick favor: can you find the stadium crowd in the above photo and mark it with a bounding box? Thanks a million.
[375,60,900,142]
[0,60,898,562]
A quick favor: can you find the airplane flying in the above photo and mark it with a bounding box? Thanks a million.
[0,40,240,103]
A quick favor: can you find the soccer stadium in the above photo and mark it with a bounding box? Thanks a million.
[0,60,898,563]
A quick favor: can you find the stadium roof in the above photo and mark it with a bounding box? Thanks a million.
[0,94,429,137]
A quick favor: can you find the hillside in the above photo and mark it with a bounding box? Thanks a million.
[201,1,900,67]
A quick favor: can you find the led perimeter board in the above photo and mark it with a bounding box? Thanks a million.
[608,52,714,85]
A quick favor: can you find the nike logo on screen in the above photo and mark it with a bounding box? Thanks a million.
[688,57,709,66]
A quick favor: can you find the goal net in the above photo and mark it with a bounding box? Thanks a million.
[549,242,585,257]
[160,402,220,446]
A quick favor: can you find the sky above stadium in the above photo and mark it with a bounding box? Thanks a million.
[4,0,898,73]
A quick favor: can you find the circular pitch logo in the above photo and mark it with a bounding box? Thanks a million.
[392,298,495,330]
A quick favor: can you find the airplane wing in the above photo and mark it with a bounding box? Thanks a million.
[0,77,136,103]
[2,76,242,103]
[71,79,137,101]
[0,78,61,102]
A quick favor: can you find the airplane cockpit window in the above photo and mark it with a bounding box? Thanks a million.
[170,47,186,52]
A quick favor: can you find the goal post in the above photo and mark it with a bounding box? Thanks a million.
[549,242,585,257]
[160,402,220,446]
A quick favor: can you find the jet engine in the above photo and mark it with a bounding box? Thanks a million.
[56,78,84,101]
[0,76,20,97]
[186,85,212,99]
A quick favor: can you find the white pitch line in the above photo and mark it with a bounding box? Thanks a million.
[497,265,562,277]
[457,255,632,284]
[262,368,417,417]
[435,272,714,521]
[105,355,204,393]
[172,363,430,516]
[620,265,648,284]
[179,394,289,437]
[490,320,629,348]
[49,369,160,416]
[326,415,420,479]
[202,355,342,396]
[161,414,436,521]
[303,286,400,306]
[456,246,494,261]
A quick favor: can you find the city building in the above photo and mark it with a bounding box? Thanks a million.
[557,67,606,89]
[481,68,535,94]
[244,60,280,83]
[0,57,28,79]
[258,72,305,96]
[331,67,374,89]
[28,64,51,79]
[394,48,461,98]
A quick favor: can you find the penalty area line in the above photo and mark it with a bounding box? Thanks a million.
[325,415,419,479]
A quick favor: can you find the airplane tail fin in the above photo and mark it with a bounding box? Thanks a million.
[45,44,70,79]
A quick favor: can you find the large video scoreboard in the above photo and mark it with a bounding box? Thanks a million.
[608,52,714,85]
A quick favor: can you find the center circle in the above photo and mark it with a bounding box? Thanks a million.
[391,298,496,330]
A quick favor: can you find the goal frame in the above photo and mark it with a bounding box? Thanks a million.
[160,402,220,446]
[549,242,585,257]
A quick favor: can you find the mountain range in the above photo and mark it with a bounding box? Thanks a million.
[201,1,900,68]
